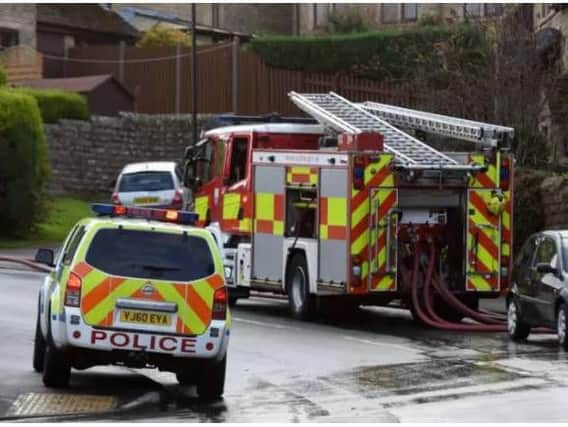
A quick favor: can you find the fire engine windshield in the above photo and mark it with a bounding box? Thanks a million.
[85,229,215,281]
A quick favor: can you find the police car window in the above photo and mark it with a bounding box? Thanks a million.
[119,172,174,192]
[85,229,215,281]
[516,236,536,268]
[63,226,86,265]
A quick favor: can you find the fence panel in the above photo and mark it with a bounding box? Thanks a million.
[0,46,43,83]
[66,45,417,115]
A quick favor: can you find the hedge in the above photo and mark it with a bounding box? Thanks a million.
[250,24,490,81]
[14,88,89,124]
[0,89,49,235]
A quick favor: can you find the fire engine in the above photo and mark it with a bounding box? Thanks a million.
[184,92,515,326]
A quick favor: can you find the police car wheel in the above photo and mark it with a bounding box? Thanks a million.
[42,315,71,388]
[33,315,46,373]
[507,298,530,341]
[176,371,195,386]
[196,355,226,400]
[287,254,315,320]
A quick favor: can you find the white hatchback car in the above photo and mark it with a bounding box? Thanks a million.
[113,162,189,210]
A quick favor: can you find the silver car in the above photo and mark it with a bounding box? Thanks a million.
[113,161,189,210]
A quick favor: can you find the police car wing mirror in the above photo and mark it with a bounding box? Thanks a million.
[536,262,558,276]
[35,248,54,267]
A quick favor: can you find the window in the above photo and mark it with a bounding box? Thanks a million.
[86,229,215,282]
[227,137,249,186]
[464,3,482,18]
[535,237,558,267]
[402,4,418,21]
[0,28,18,49]
[63,226,86,265]
[515,236,537,268]
[382,4,399,23]
[213,138,226,178]
[484,4,503,16]
[285,189,317,239]
[118,171,174,192]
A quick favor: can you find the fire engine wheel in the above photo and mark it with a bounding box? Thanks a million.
[287,254,315,320]
[557,303,568,350]
[176,371,195,386]
[33,314,46,373]
[196,355,226,400]
[42,312,71,388]
[507,298,530,341]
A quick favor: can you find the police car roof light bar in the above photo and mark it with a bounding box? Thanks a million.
[91,204,198,225]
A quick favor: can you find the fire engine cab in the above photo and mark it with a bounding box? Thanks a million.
[184,92,515,323]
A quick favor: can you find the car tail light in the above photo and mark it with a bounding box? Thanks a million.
[171,190,184,209]
[351,255,362,288]
[212,288,227,320]
[65,272,82,307]
[112,192,120,205]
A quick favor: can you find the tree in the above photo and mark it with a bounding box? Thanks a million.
[137,24,190,48]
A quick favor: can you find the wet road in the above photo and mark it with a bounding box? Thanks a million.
[1,267,568,422]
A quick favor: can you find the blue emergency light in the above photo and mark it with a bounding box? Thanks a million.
[91,204,198,225]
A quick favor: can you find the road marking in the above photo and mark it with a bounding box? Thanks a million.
[342,335,417,352]
[233,316,292,330]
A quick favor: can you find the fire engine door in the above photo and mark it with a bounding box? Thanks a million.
[221,134,252,234]
[466,189,501,292]
[369,188,398,292]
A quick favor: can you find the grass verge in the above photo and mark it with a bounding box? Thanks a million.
[0,197,92,249]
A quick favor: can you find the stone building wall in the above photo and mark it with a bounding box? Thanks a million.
[45,114,207,195]
[0,4,37,48]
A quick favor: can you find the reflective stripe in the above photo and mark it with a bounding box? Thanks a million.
[194,195,209,225]
[370,188,398,291]
[469,153,499,188]
[222,192,251,233]
[320,197,347,240]
[75,256,223,335]
[254,193,284,236]
[286,166,318,186]
[466,189,501,292]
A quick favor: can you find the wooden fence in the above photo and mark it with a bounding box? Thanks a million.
[61,43,420,115]
[0,45,43,83]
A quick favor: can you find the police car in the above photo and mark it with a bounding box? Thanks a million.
[32,204,230,399]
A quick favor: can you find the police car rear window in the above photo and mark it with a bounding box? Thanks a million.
[118,171,174,192]
[85,229,215,282]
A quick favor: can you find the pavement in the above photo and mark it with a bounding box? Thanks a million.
[0,265,567,422]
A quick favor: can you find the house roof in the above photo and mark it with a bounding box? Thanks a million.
[117,7,251,40]
[37,4,140,39]
[15,75,134,99]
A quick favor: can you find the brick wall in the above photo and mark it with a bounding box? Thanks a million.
[45,114,208,195]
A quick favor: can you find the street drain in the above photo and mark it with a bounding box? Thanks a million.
[7,392,117,416]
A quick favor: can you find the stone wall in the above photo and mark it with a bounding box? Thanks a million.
[45,114,208,196]
[0,4,37,48]
[541,175,568,230]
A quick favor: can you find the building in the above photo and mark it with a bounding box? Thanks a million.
[36,4,140,78]
[533,4,568,163]
[113,5,251,44]
[296,3,505,34]
[112,4,285,42]
[16,74,135,116]
[0,4,36,50]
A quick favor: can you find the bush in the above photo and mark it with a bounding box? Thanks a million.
[0,89,49,235]
[138,24,190,48]
[251,24,489,81]
[15,88,89,124]
[0,66,6,87]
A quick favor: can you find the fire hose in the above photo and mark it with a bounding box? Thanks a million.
[406,239,554,333]
[0,256,52,273]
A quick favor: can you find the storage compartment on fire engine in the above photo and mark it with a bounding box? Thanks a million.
[397,189,466,291]
[285,188,317,239]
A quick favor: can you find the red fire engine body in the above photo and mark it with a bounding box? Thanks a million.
[184,92,514,321]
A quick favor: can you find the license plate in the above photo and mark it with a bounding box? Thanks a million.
[119,310,172,326]
[134,197,159,204]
